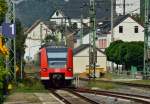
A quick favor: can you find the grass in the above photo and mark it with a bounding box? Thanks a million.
[13,78,48,93]
[124,80,150,85]
[100,72,136,80]
[87,80,120,90]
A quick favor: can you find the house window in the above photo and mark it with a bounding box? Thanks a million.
[99,39,107,49]
[119,26,123,33]
[56,11,59,16]
[134,26,139,33]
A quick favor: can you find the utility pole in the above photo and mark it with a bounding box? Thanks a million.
[80,7,83,45]
[144,0,150,79]
[123,0,125,15]
[89,0,97,79]
[111,0,114,42]
[110,0,114,72]
[13,1,17,83]
[40,23,42,46]
[6,0,16,82]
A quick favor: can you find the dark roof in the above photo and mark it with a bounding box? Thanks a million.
[25,20,58,34]
[97,15,137,34]
[73,44,105,55]
[25,20,41,34]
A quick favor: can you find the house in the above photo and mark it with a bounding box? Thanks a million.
[24,20,53,62]
[75,27,107,50]
[24,19,77,62]
[50,9,89,28]
[74,27,91,47]
[97,15,145,71]
[73,44,107,74]
[97,15,144,48]
[50,9,68,25]
[76,15,144,49]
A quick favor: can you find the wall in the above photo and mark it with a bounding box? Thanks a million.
[106,17,144,47]
[73,47,106,73]
[113,17,144,41]
[24,22,52,62]
[75,33,100,48]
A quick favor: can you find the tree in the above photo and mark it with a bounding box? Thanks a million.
[0,0,8,25]
[15,19,26,69]
[124,42,144,70]
[105,41,144,71]
[44,35,58,44]
[105,40,123,62]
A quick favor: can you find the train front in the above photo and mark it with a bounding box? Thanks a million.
[40,47,73,87]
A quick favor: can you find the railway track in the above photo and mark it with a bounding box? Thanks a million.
[80,78,150,88]
[49,87,150,104]
[74,87,150,104]
[50,89,100,104]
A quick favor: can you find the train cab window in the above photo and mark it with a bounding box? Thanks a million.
[119,26,123,33]
[134,26,138,33]
[47,51,67,68]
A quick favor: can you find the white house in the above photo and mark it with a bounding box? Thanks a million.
[73,44,107,74]
[50,10,67,25]
[24,20,52,62]
[76,15,144,49]
[97,15,144,71]
[50,9,89,28]
[75,31,100,48]
[115,0,140,15]
[101,15,144,48]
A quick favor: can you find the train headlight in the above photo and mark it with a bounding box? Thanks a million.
[68,68,72,71]
[64,64,66,68]
[42,68,47,72]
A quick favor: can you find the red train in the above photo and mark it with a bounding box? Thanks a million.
[39,45,73,87]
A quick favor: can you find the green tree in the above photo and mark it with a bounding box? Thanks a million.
[0,0,8,25]
[105,41,144,70]
[15,19,26,69]
[0,55,11,101]
[105,40,123,62]
[44,35,58,44]
[124,42,144,70]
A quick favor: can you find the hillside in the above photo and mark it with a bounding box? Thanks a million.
[15,0,111,27]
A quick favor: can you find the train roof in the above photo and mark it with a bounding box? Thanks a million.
[46,47,67,52]
[40,41,66,49]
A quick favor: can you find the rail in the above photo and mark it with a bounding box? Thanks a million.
[80,78,150,88]
[74,87,150,104]
[50,89,99,104]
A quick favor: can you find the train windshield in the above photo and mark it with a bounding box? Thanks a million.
[47,52,67,68]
